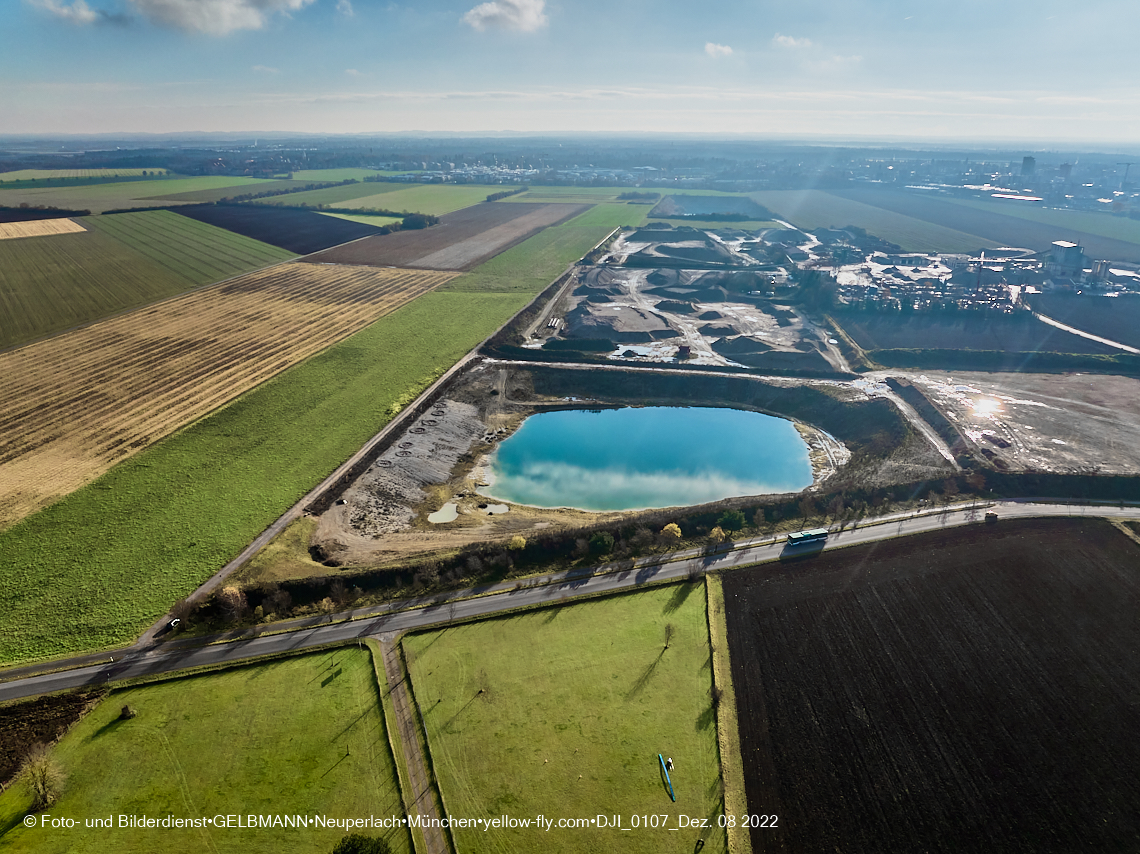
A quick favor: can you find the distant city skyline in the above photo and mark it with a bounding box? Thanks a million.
[4,0,1140,145]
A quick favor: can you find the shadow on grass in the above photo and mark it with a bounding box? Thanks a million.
[320,667,343,688]
[321,751,351,779]
[88,716,129,741]
[0,806,30,839]
[696,703,715,732]
[626,649,666,702]
[664,580,698,614]
[442,689,486,732]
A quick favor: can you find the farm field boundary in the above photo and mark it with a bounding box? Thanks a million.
[1024,293,1140,351]
[403,584,727,854]
[0,649,413,854]
[0,289,532,665]
[750,189,998,253]
[0,263,455,527]
[832,188,1140,263]
[0,176,271,214]
[724,517,1140,853]
[171,203,389,254]
[305,201,589,271]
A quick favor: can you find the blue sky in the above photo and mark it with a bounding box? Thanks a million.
[3,0,1139,142]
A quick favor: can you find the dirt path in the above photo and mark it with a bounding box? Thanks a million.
[377,633,452,854]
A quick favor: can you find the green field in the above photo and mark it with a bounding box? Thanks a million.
[504,186,629,203]
[0,227,187,350]
[0,650,411,854]
[0,211,293,350]
[560,202,649,230]
[404,584,726,854]
[318,211,403,228]
[751,189,999,253]
[332,185,501,216]
[259,182,408,207]
[141,179,311,204]
[649,218,781,231]
[0,176,273,214]
[0,290,532,664]
[943,197,1140,245]
[0,168,169,181]
[86,210,294,282]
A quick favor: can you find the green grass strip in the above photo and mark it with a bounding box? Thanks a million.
[706,574,752,854]
[0,291,530,666]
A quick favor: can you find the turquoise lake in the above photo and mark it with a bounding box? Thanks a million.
[479,406,814,511]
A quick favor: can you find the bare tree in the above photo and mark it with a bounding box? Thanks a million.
[664,623,676,650]
[20,744,63,811]
[217,586,249,624]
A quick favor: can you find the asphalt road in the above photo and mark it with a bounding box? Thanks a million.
[3,500,1136,704]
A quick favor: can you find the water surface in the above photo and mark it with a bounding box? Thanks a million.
[479,406,813,511]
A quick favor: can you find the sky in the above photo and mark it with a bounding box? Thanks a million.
[3,0,1140,143]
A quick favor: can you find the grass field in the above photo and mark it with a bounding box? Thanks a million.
[141,179,309,204]
[0,650,412,854]
[0,210,294,351]
[651,218,781,231]
[328,185,501,216]
[943,196,1140,245]
[258,181,408,208]
[560,202,648,230]
[85,210,294,282]
[1,263,454,529]
[0,168,168,181]
[0,289,530,664]
[404,584,726,854]
[0,176,272,214]
[751,189,999,253]
[724,518,1140,853]
[319,211,403,228]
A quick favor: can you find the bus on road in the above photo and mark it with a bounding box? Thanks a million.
[786,528,829,546]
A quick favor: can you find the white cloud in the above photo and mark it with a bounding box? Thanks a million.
[29,0,100,25]
[773,33,812,48]
[462,0,546,32]
[336,0,352,15]
[252,64,279,73]
[345,68,362,76]
[705,42,733,58]
[127,0,315,35]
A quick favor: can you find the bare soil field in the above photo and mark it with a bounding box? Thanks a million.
[0,263,454,526]
[836,311,1118,354]
[0,218,86,240]
[171,204,387,254]
[0,689,106,786]
[1025,293,1140,350]
[303,202,589,271]
[903,370,1140,474]
[724,517,1140,853]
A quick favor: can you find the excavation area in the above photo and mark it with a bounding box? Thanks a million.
[529,251,846,372]
[724,517,1140,853]
[903,371,1140,474]
[303,362,953,569]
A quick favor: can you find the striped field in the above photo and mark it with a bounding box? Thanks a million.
[0,263,455,527]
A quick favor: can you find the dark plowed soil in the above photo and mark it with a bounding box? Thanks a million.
[171,205,385,254]
[303,202,588,270]
[723,517,1140,853]
[1,689,106,785]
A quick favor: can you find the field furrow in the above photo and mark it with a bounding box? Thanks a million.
[0,262,455,526]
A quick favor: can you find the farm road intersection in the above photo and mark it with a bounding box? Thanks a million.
[2,500,1137,704]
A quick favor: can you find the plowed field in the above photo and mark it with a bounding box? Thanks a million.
[305,201,589,270]
[724,518,1140,853]
[0,263,454,526]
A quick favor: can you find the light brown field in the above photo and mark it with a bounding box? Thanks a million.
[0,262,455,527]
[0,218,87,241]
